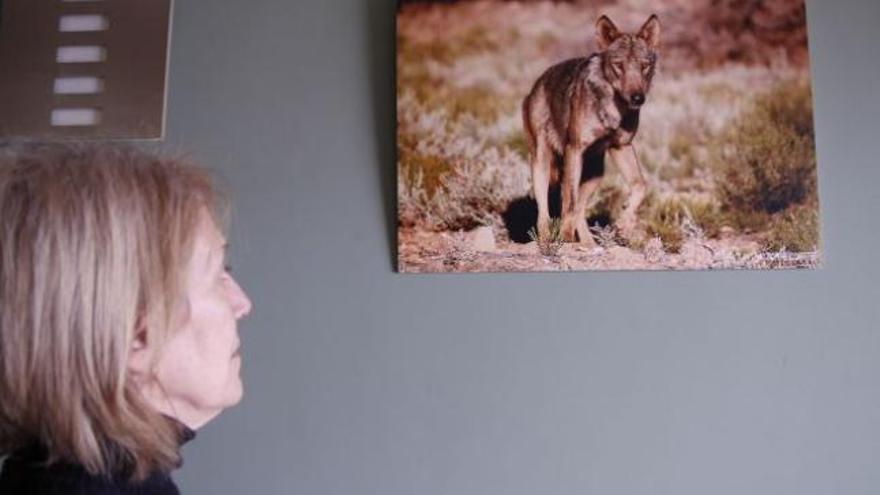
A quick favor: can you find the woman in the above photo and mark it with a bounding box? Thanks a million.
[0,143,252,494]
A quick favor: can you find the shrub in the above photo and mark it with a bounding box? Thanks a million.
[399,157,526,232]
[398,133,452,196]
[643,196,686,252]
[714,80,817,215]
[396,91,530,232]
[643,195,725,253]
[528,218,564,257]
[711,79,820,252]
[763,202,820,252]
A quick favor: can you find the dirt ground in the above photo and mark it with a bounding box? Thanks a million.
[399,227,820,273]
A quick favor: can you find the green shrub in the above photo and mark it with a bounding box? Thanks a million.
[763,203,820,252]
[504,132,529,161]
[668,132,692,163]
[397,133,452,196]
[688,199,725,238]
[645,197,686,252]
[397,27,513,123]
[643,195,725,253]
[528,219,564,257]
[714,80,817,215]
[397,27,497,69]
[710,79,820,252]
[445,86,513,123]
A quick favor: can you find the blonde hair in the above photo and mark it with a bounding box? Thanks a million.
[0,143,226,481]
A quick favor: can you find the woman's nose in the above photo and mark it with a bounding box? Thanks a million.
[229,277,253,319]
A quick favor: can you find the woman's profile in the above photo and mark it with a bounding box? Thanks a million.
[0,143,252,494]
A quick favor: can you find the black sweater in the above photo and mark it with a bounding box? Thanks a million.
[0,426,195,495]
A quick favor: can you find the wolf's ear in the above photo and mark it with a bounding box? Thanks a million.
[596,15,621,50]
[637,14,661,50]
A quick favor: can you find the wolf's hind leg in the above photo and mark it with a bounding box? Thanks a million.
[531,138,553,241]
[574,177,602,247]
[560,144,583,242]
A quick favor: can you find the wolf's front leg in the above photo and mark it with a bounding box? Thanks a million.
[561,144,583,242]
[597,99,621,130]
[609,144,647,240]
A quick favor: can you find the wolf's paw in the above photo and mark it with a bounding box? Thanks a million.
[575,221,597,247]
[560,218,579,243]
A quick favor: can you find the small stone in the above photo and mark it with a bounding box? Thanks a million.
[467,226,496,252]
[678,239,713,268]
[643,237,665,264]
[606,246,648,268]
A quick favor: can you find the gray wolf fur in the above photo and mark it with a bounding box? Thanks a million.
[522,14,661,245]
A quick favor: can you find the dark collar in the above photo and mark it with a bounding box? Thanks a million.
[165,415,197,447]
[8,416,196,474]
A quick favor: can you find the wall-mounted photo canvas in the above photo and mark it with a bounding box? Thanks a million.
[397,0,821,273]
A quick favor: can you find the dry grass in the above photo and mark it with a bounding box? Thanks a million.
[641,194,724,253]
[528,219,564,257]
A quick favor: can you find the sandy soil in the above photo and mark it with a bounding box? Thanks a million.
[398,227,820,273]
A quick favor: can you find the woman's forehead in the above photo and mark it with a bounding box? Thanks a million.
[198,207,225,243]
[191,213,226,266]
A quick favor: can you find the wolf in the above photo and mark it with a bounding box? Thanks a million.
[522,14,661,246]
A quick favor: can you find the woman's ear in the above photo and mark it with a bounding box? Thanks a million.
[127,322,153,381]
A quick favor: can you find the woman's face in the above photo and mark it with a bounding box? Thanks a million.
[149,212,253,428]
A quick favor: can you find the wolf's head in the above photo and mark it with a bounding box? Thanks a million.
[595,14,660,110]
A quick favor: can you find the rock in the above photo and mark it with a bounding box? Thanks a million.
[643,237,666,264]
[605,245,649,269]
[467,226,496,252]
[678,239,713,269]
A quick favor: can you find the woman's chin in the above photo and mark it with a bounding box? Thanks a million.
[227,374,244,405]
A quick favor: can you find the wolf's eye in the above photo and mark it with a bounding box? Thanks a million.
[642,63,652,74]
[612,62,624,75]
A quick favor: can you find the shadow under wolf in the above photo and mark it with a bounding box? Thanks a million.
[503,142,610,243]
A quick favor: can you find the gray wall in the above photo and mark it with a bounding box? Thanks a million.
[167,0,880,494]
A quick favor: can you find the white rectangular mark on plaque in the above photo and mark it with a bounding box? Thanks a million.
[50,108,102,127]
[54,76,104,95]
[58,15,109,33]
[56,46,107,63]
